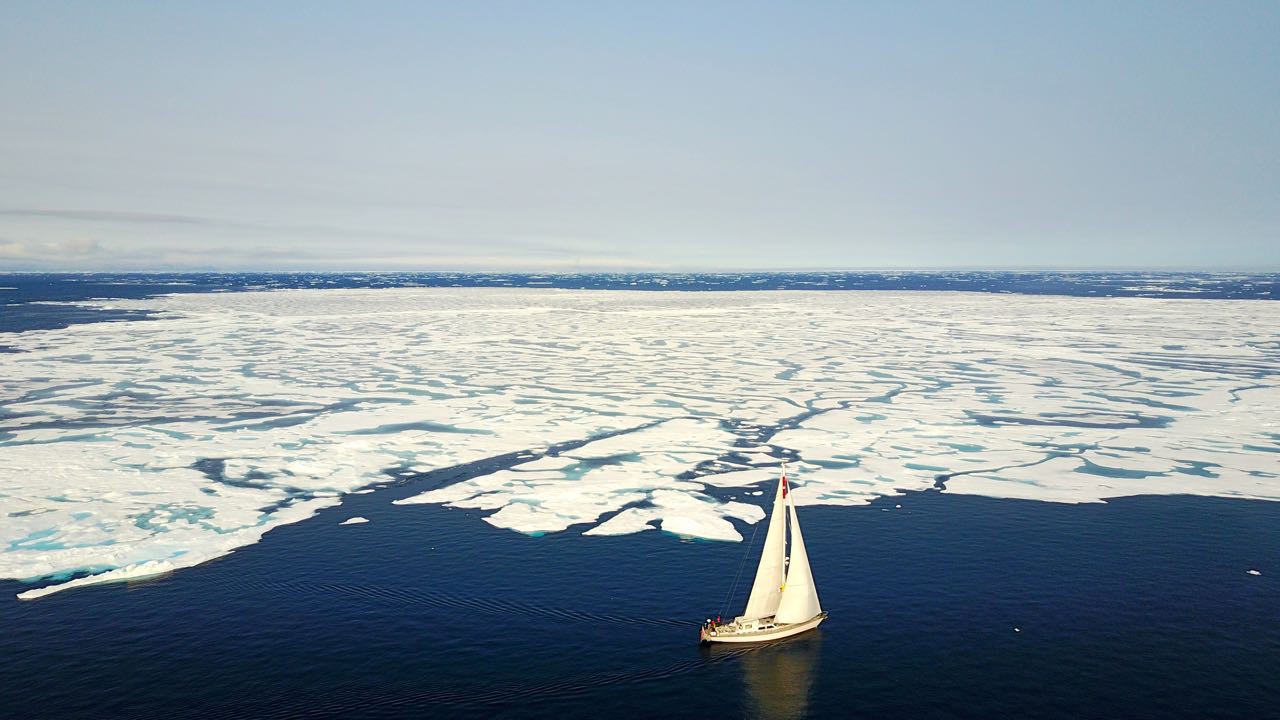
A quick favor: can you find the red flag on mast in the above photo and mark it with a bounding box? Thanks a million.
[781,472,788,498]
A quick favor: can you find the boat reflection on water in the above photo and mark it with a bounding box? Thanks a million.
[704,633,823,719]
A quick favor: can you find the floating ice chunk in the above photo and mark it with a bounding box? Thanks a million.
[508,456,579,471]
[1247,569,1261,576]
[9,494,341,599]
[340,516,369,525]
[17,559,178,601]
[697,467,785,488]
[660,514,741,542]
[650,490,764,542]
[584,509,658,536]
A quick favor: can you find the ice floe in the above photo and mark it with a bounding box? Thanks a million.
[17,559,178,601]
[340,517,369,525]
[1,288,1277,597]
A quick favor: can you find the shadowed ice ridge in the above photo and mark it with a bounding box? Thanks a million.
[1,288,1277,598]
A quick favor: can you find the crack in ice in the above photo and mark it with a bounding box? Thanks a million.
[1,288,1277,598]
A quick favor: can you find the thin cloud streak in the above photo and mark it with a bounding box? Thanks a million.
[0,237,101,261]
[0,209,222,225]
[0,207,617,260]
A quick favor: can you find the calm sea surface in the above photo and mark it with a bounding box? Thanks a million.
[2,482,1277,719]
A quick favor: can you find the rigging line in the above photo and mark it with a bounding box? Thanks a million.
[718,511,763,621]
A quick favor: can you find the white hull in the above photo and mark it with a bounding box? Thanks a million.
[701,612,827,644]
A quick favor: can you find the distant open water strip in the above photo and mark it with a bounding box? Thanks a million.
[2,271,1277,334]
[226,578,694,628]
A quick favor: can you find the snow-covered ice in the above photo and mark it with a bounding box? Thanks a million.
[339,517,369,526]
[17,559,178,601]
[2,288,1277,597]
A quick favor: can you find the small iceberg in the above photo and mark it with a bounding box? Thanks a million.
[18,560,178,601]
[1246,569,1261,576]
[340,516,369,526]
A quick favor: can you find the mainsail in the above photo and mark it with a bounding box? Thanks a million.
[773,491,822,624]
[741,472,788,621]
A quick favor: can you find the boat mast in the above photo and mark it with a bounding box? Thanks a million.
[741,464,789,621]
[773,485,822,624]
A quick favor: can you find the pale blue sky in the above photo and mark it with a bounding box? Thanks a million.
[1,1,1276,270]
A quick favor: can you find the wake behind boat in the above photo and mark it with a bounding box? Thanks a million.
[701,466,827,644]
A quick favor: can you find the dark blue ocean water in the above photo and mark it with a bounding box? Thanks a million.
[2,273,1278,718]
[2,474,1277,719]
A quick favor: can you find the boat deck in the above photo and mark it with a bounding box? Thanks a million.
[700,611,827,644]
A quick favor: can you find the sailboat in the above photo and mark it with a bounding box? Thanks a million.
[700,466,827,644]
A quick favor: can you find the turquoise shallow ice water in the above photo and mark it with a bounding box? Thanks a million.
[2,480,1277,719]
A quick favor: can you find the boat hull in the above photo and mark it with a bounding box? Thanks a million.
[701,612,827,644]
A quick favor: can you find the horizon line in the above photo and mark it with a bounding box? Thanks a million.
[1,266,1278,275]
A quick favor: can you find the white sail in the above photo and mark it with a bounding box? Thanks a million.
[774,492,822,624]
[741,473,788,621]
